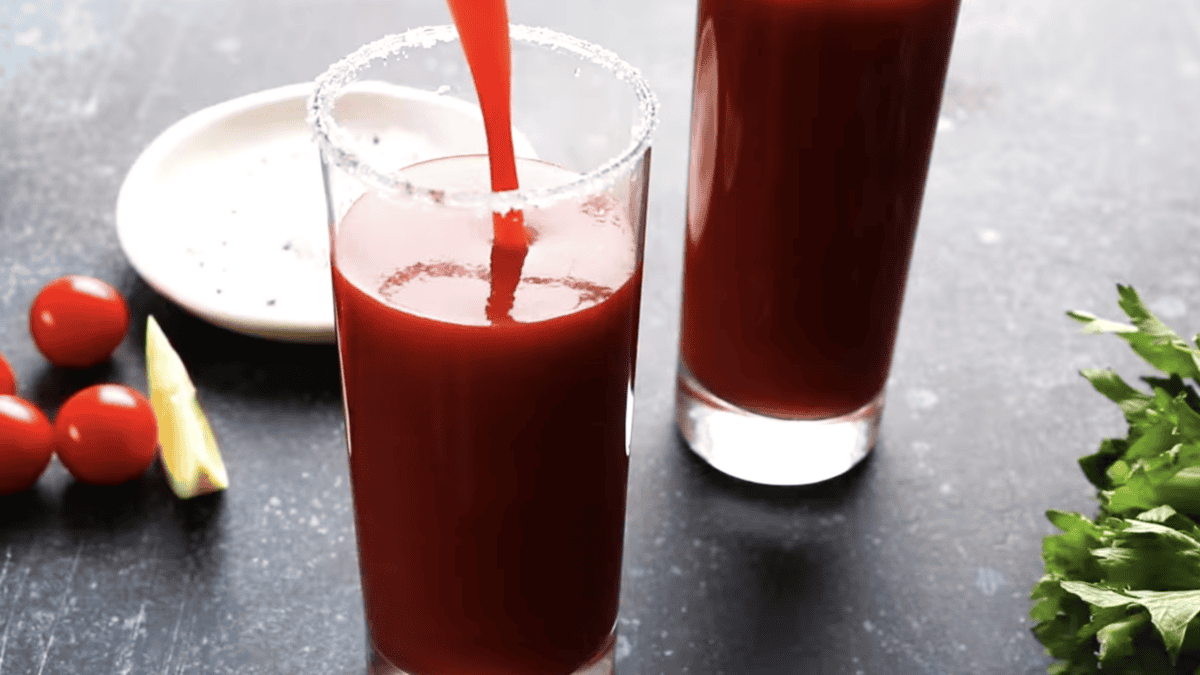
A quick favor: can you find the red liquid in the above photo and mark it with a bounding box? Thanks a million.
[445,0,527,321]
[444,0,518,194]
[680,0,960,419]
[334,157,640,675]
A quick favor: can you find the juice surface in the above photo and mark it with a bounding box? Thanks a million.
[333,157,640,675]
[680,0,961,419]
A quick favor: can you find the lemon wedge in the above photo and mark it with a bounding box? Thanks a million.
[146,315,229,498]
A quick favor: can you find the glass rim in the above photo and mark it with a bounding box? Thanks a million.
[307,24,659,212]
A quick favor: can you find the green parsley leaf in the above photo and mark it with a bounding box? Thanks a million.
[1034,286,1200,674]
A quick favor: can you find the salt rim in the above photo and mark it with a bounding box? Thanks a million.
[308,24,659,212]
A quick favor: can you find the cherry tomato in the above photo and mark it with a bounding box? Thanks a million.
[0,395,55,495]
[30,275,130,368]
[55,384,158,486]
[0,352,15,396]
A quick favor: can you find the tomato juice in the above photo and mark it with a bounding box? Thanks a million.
[680,0,961,419]
[333,156,640,675]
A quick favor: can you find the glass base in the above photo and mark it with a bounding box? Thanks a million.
[366,632,616,675]
[675,364,881,486]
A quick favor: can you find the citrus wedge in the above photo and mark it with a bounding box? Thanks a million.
[146,315,228,498]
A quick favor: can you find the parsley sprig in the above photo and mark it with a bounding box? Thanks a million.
[1033,285,1200,674]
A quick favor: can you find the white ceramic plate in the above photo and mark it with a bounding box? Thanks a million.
[116,82,537,343]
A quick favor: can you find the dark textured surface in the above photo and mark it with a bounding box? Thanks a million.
[2,0,1197,673]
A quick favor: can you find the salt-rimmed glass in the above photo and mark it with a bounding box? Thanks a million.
[309,25,656,675]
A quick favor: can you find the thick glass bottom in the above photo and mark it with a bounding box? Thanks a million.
[366,631,616,675]
[676,363,881,486]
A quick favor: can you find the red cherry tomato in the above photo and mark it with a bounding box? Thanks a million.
[0,352,15,396]
[55,384,158,486]
[30,275,130,368]
[0,395,55,495]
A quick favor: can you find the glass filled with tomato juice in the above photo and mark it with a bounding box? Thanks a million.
[309,26,656,675]
[676,0,962,485]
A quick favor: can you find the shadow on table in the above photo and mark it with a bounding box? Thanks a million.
[121,271,343,403]
[60,470,222,532]
[0,488,58,530]
[61,472,168,529]
[649,433,881,674]
[0,461,224,546]
[28,360,120,414]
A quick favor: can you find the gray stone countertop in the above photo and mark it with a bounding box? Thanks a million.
[3,0,1198,673]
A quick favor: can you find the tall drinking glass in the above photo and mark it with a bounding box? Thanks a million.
[676,0,961,485]
[309,25,656,675]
